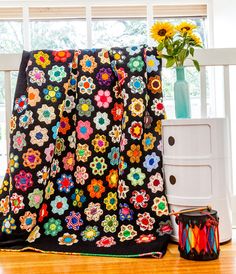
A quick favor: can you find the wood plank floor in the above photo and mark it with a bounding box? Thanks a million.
[0,231,235,274]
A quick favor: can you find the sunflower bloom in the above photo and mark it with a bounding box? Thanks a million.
[150,22,175,42]
[176,21,197,34]
[189,33,202,46]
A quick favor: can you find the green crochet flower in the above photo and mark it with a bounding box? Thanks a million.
[90,156,107,176]
[101,214,119,233]
[127,167,146,186]
[77,98,94,117]
[44,218,63,237]
[81,226,100,241]
[28,188,43,209]
[48,65,67,83]
[127,56,145,72]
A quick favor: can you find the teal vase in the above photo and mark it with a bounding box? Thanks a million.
[174,66,191,118]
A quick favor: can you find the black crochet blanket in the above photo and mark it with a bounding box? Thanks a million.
[0,45,172,257]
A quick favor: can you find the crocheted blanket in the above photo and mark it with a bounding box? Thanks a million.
[0,45,172,257]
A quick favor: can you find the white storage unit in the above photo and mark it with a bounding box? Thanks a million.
[162,118,232,243]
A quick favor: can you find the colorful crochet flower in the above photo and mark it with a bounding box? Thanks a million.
[27,87,41,106]
[108,147,120,166]
[148,172,164,193]
[9,153,19,172]
[142,133,156,151]
[81,226,100,242]
[111,49,126,63]
[48,65,67,83]
[136,212,155,231]
[52,50,71,62]
[77,98,94,117]
[43,85,62,102]
[143,152,160,172]
[76,143,91,162]
[50,196,69,215]
[127,56,144,72]
[44,218,63,236]
[20,211,37,232]
[106,169,118,189]
[127,167,146,186]
[80,55,97,73]
[151,98,165,116]
[14,170,33,191]
[111,103,123,121]
[104,192,117,211]
[1,215,17,234]
[98,49,110,64]
[28,188,43,209]
[90,157,107,176]
[101,214,118,233]
[126,46,141,55]
[34,51,51,68]
[146,55,160,73]
[147,75,162,94]
[93,112,110,131]
[92,134,109,153]
[56,174,74,193]
[13,131,26,151]
[96,68,114,86]
[27,226,41,243]
[117,180,129,199]
[78,76,96,94]
[14,95,28,113]
[130,190,150,209]
[65,211,83,231]
[29,67,46,86]
[38,203,48,222]
[109,125,122,143]
[119,203,134,221]
[84,202,103,222]
[128,76,146,94]
[74,166,88,185]
[58,233,78,246]
[30,125,49,147]
[87,179,105,199]
[96,236,116,248]
[37,104,56,124]
[129,98,145,117]
[157,220,173,236]
[45,181,55,200]
[71,189,86,207]
[95,90,112,108]
[64,95,76,113]
[128,121,143,140]
[118,225,137,242]
[44,143,55,162]
[62,152,75,171]
[10,193,24,214]
[19,110,34,129]
[127,144,142,163]
[152,196,169,216]
[22,148,42,169]
[54,138,65,156]
[58,116,71,135]
[135,234,156,244]
[76,120,93,140]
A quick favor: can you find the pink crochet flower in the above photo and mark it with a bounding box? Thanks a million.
[95,90,112,108]
[76,120,93,140]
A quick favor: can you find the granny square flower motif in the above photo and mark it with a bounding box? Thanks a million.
[0,46,171,257]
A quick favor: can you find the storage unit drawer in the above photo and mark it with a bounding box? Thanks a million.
[164,164,212,198]
[163,124,211,158]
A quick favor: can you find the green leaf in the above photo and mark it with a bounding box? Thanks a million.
[193,59,200,72]
[190,47,194,56]
[157,43,164,51]
[166,58,175,68]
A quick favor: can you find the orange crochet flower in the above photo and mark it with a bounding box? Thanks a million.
[23,148,42,169]
[127,144,142,163]
[106,169,118,188]
[147,75,162,94]
[58,116,71,135]
[87,179,105,199]
[80,55,97,73]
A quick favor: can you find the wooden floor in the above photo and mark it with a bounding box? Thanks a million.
[0,231,235,274]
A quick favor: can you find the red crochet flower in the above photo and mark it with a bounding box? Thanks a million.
[111,102,124,121]
[52,50,71,62]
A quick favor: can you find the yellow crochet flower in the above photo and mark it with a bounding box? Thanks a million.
[34,51,51,68]
[150,22,175,42]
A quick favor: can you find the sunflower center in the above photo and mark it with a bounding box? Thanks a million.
[158,29,167,36]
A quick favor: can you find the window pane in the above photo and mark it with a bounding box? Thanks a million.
[31,20,87,50]
[0,21,23,53]
[92,19,147,48]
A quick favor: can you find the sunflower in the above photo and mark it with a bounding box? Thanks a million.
[189,33,202,46]
[150,22,175,42]
[176,21,197,34]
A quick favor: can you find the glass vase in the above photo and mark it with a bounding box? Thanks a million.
[174,66,191,119]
